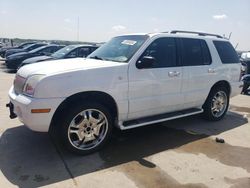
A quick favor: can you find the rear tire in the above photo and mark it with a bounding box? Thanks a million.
[202,86,229,121]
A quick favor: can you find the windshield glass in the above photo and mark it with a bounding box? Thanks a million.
[88,35,148,62]
[51,45,76,58]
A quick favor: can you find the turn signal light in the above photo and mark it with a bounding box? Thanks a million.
[31,109,51,113]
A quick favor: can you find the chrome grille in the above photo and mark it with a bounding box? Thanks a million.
[14,75,26,95]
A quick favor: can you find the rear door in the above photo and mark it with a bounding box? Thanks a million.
[180,38,215,109]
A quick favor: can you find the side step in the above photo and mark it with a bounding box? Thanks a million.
[120,108,203,130]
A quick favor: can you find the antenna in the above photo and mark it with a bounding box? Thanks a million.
[228,32,232,40]
[235,43,239,49]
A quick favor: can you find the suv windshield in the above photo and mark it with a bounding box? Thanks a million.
[88,35,148,62]
[51,45,76,58]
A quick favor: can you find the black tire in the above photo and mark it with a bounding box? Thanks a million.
[58,102,113,155]
[202,86,229,121]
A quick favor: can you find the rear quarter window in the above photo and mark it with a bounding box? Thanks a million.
[213,41,239,64]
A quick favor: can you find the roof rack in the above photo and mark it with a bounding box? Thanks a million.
[170,30,223,39]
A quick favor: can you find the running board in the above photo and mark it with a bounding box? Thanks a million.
[120,108,203,130]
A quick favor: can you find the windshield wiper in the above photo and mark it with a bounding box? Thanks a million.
[89,56,103,60]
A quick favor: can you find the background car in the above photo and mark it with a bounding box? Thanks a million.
[5,44,65,70]
[240,51,250,94]
[19,44,99,67]
[5,43,47,58]
[241,52,250,74]
[0,42,35,58]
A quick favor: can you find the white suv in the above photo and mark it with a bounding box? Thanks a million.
[8,30,242,154]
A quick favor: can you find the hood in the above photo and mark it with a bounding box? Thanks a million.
[8,49,25,53]
[7,52,28,59]
[17,58,125,78]
[22,55,52,64]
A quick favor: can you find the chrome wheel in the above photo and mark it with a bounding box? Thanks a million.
[67,109,108,150]
[211,91,228,118]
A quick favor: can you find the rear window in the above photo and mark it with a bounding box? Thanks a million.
[213,41,239,64]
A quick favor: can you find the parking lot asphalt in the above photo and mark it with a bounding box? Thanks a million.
[0,60,250,188]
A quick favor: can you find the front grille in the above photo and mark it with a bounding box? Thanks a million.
[14,75,26,95]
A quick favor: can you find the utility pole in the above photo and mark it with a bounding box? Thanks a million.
[77,16,80,41]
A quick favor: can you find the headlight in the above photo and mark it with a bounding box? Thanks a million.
[23,74,45,96]
[241,64,246,72]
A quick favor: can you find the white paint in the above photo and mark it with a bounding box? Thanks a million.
[9,32,242,132]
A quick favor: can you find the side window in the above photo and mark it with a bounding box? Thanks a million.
[91,47,98,53]
[213,41,239,64]
[67,49,77,58]
[50,46,59,53]
[78,47,90,57]
[140,37,177,68]
[39,47,55,55]
[181,38,204,66]
[40,47,51,53]
[200,40,212,65]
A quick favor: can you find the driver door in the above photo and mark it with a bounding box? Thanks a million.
[128,37,183,119]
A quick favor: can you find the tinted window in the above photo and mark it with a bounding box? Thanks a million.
[78,47,90,57]
[200,40,212,65]
[181,38,203,66]
[67,49,77,58]
[213,41,239,64]
[140,37,177,68]
[91,47,98,53]
[45,46,60,53]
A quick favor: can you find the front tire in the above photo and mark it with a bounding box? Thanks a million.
[60,102,113,155]
[202,87,229,121]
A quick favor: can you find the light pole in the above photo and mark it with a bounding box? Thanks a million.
[77,16,80,41]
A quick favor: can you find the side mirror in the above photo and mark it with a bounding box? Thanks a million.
[136,56,155,69]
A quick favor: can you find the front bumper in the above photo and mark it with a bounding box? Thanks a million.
[5,59,19,70]
[8,86,65,132]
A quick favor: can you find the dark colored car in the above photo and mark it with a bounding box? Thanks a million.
[240,52,250,94]
[5,43,48,58]
[5,44,65,70]
[20,44,99,67]
[0,42,35,58]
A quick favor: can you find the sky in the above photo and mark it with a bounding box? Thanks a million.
[0,0,250,50]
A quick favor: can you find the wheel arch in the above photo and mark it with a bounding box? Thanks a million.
[204,80,231,105]
[49,91,119,132]
[210,80,231,95]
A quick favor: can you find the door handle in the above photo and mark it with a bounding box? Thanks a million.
[168,71,180,77]
[208,68,216,73]
[175,71,181,76]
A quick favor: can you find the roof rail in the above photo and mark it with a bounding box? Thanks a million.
[170,30,223,39]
